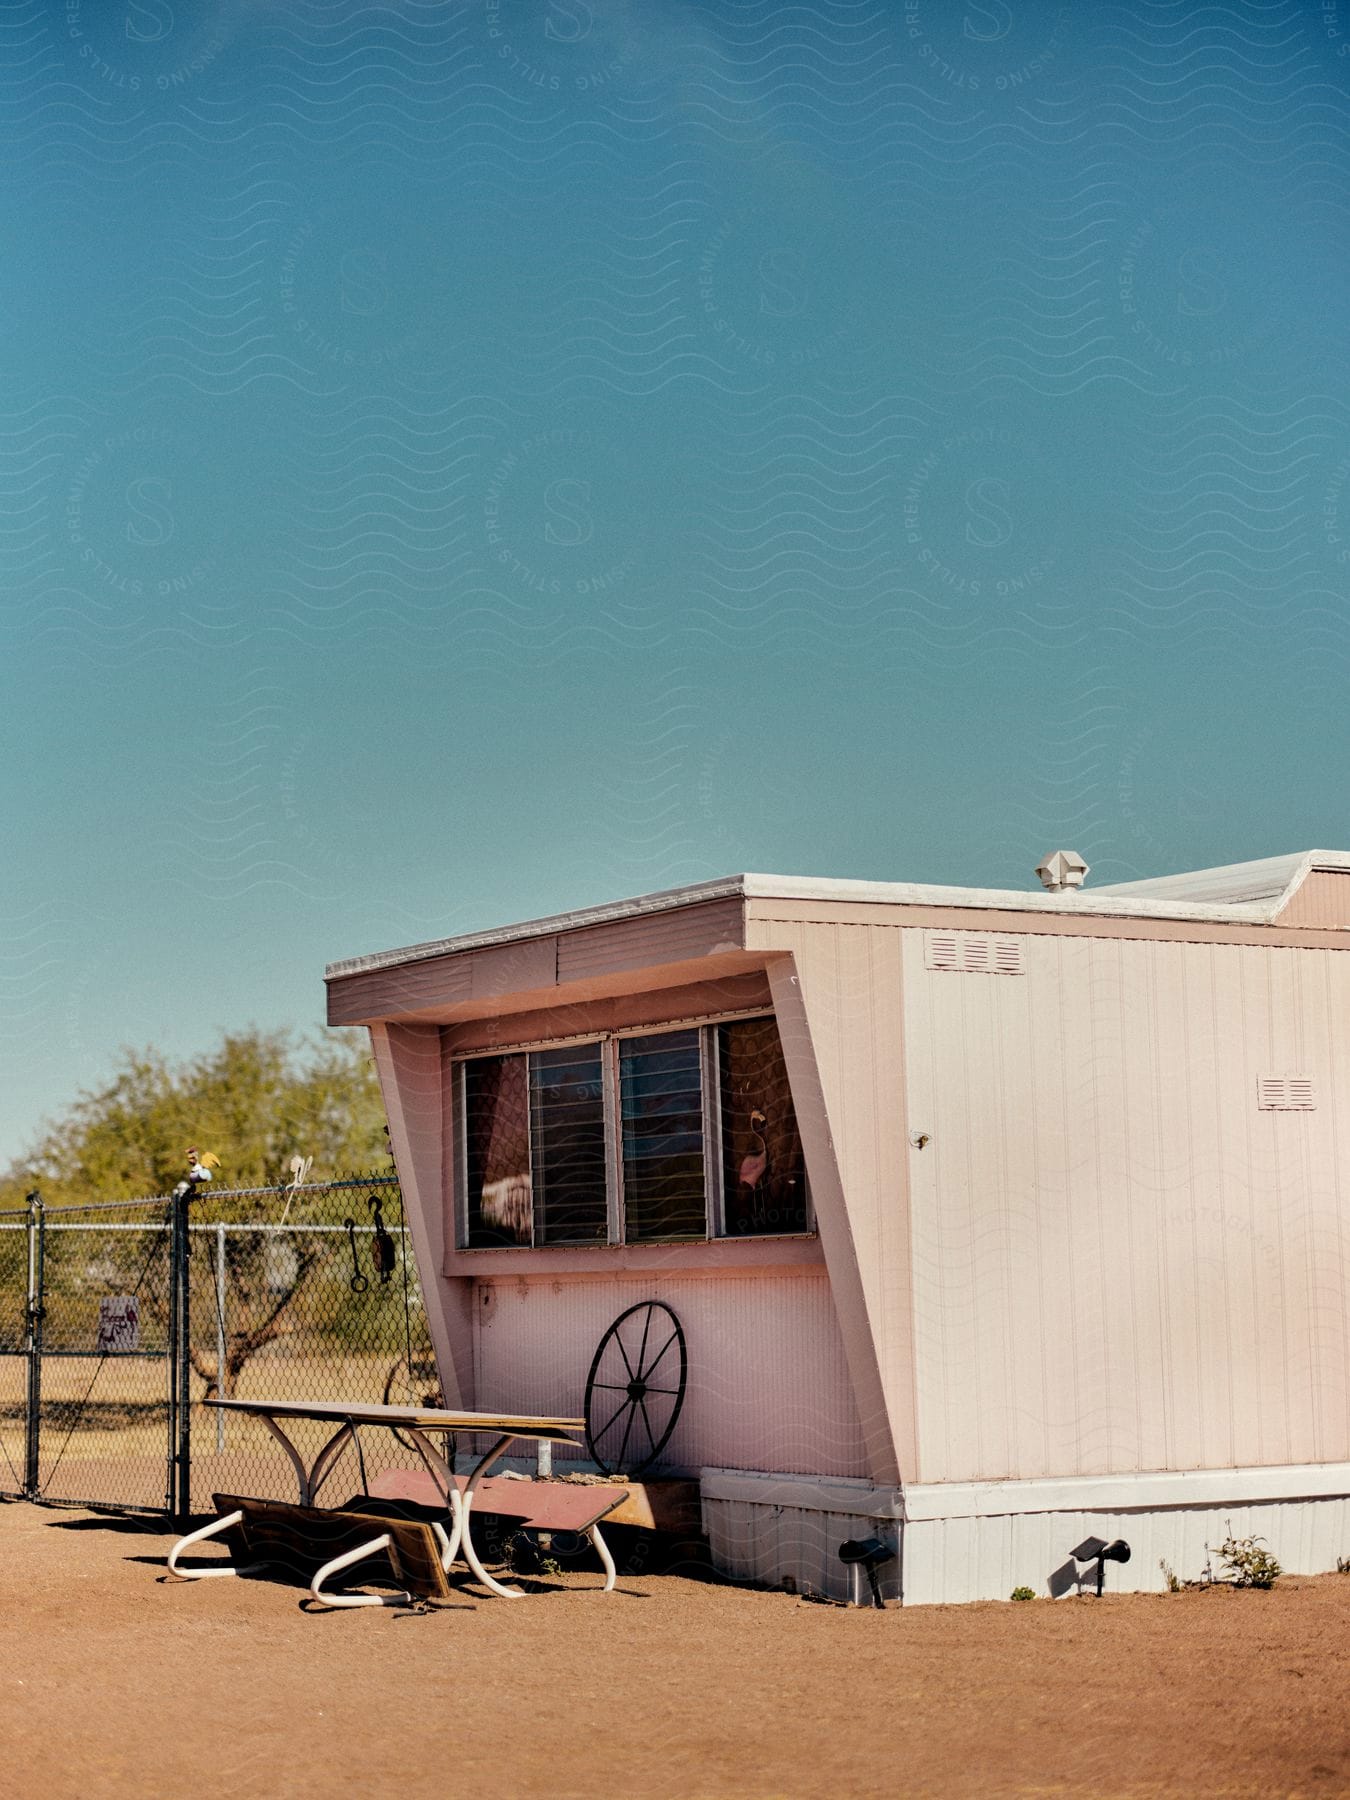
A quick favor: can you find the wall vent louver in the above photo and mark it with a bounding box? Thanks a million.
[925,931,1025,975]
[1257,1075,1315,1111]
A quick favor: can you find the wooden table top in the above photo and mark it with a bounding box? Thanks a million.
[204,1397,584,1439]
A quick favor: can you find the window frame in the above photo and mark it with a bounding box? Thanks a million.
[453,1008,811,1251]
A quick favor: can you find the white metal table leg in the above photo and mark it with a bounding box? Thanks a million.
[307,1421,358,1504]
[407,1427,524,1598]
[260,1415,318,1502]
[431,1519,456,1571]
[258,1414,355,1505]
[309,1533,410,1609]
[458,1433,526,1598]
[405,1429,462,1569]
[168,1510,264,1580]
[588,1525,617,1594]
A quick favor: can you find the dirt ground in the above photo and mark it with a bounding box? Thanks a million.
[3,1501,1349,1799]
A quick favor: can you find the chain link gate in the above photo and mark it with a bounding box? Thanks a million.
[0,1174,436,1526]
[183,1176,439,1517]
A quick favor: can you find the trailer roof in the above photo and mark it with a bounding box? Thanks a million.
[1092,850,1350,905]
[325,850,1350,982]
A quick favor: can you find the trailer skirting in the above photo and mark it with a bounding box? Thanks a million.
[700,1463,1350,1606]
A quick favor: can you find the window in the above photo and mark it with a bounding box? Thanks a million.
[458,1014,809,1247]
[462,1045,607,1247]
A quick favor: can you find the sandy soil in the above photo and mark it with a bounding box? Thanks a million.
[3,1500,1349,1800]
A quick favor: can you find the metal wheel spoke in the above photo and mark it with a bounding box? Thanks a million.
[594,1395,633,1445]
[612,1332,635,1379]
[614,1400,637,1471]
[637,1395,657,1452]
[636,1303,654,1376]
[639,1328,681,1381]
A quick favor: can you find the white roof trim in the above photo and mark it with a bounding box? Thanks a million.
[325,855,1348,982]
[1094,850,1350,907]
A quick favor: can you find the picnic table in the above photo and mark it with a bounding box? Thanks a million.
[196,1398,593,1601]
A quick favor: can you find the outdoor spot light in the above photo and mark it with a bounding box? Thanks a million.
[1072,1535,1131,1596]
[839,1535,894,1609]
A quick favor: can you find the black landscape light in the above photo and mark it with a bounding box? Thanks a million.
[1072,1535,1131,1597]
[839,1535,894,1608]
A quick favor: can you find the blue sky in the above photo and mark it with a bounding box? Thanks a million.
[2,0,1347,1163]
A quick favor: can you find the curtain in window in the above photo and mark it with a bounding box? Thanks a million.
[464,1053,532,1246]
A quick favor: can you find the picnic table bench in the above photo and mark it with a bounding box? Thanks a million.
[171,1493,462,1608]
[168,1398,629,1606]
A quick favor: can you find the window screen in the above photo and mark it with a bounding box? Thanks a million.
[619,1029,706,1241]
[529,1043,608,1244]
[718,1016,808,1236]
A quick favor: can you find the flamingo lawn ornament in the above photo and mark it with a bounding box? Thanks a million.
[737,1109,770,1228]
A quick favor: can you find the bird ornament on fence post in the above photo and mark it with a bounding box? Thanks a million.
[173,1147,220,1201]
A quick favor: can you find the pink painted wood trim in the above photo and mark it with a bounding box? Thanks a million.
[440,970,774,1056]
[328,899,749,1026]
[370,1022,474,1410]
[444,1237,825,1279]
[765,956,902,1486]
[330,950,765,1028]
[746,897,1350,952]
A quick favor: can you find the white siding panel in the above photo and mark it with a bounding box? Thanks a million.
[702,1497,901,1602]
[901,1496,1350,1606]
[904,932,1350,1485]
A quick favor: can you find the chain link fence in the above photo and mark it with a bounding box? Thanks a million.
[0,1174,438,1522]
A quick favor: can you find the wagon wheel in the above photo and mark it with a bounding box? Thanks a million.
[584,1301,687,1477]
[382,1352,445,1452]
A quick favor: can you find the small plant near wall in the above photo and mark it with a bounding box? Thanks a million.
[1159,1559,1182,1593]
[1209,1525,1281,1589]
[503,1530,562,1578]
[1010,1585,1036,1602]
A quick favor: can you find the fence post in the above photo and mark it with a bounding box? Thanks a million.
[170,1191,193,1528]
[23,1191,43,1499]
[215,1223,226,1455]
[166,1196,179,1517]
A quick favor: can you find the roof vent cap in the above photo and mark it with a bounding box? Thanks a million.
[1036,849,1089,893]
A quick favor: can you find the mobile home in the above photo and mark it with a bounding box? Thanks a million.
[325,849,1350,1603]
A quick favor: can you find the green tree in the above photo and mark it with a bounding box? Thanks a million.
[0,1027,388,1206]
[0,1029,396,1397]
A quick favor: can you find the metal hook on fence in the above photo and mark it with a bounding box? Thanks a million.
[343,1218,369,1293]
[369,1193,397,1286]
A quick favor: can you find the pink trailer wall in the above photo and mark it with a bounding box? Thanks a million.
[472,1269,869,1478]
[901,928,1350,1485]
[365,947,878,1482]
